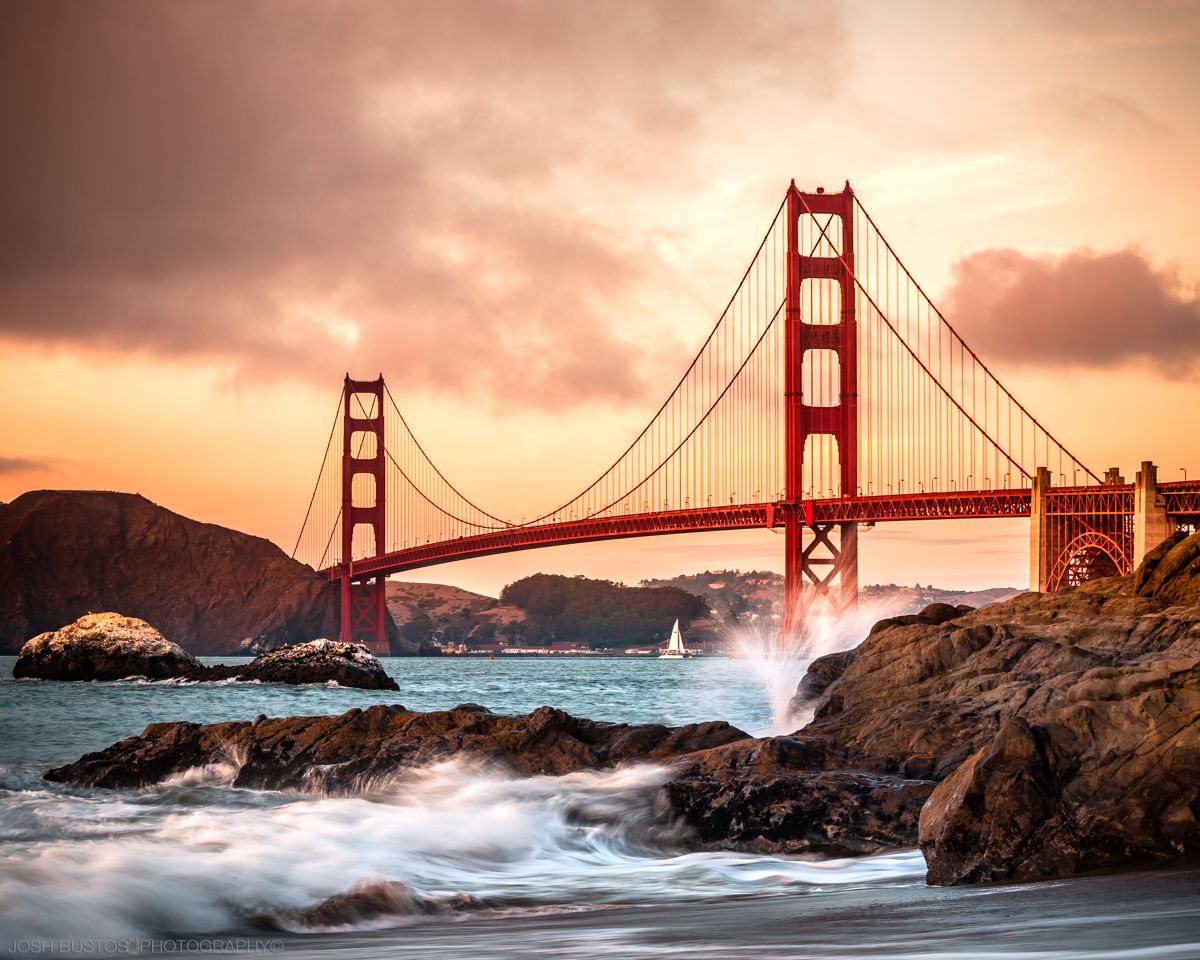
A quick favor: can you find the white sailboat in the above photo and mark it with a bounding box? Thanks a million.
[658,619,695,659]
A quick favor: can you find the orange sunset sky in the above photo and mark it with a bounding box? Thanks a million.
[2,1,1199,597]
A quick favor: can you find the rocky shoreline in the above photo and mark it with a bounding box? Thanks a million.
[37,531,1200,887]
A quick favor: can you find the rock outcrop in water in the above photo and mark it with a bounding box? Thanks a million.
[45,704,749,789]
[15,614,399,690]
[12,612,205,681]
[214,638,399,689]
[0,490,395,654]
[796,530,1200,885]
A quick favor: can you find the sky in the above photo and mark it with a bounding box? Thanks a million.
[2,0,1199,597]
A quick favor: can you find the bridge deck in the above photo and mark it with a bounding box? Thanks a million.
[326,487,1025,580]
[324,481,1200,581]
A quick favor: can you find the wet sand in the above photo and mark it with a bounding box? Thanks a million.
[218,865,1200,960]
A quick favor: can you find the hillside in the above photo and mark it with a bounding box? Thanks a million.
[498,574,709,648]
[385,581,524,651]
[0,490,362,654]
[642,570,1023,623]
[387,576,712,650]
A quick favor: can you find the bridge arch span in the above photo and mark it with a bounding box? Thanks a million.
[1045,530,1129,592]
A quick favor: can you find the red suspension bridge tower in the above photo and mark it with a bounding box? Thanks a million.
[338,375,389,654]
[783,181,859,637]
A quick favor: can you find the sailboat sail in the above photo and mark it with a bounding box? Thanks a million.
[659,619,691,658]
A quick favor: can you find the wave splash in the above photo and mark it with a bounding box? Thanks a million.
[0,760,924,940]
[725,594,912,734]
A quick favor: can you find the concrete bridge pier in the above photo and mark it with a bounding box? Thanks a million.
[1029,466,1052,592]
[1133,460,1172,566]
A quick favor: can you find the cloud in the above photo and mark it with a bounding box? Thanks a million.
[0,456,50,476]
[941,247,1200,375]
[0,1,842,407]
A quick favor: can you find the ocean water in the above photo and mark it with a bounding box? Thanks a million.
[1,653,1198,959]
[0,653,812,768]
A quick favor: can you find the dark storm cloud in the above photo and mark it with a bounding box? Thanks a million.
[942,247,1200,375]
[0,0,841,405]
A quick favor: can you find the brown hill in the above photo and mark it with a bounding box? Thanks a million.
[0,490,353,654]
[385,581,525,649]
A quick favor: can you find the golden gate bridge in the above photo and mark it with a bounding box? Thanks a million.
[292,181,1200,654]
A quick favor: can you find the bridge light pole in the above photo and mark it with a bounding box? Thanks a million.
[1182,468,1188,481]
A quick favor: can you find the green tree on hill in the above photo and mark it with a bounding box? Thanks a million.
[499,574,709,648]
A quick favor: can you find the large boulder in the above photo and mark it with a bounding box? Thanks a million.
[1134,531,1200,606]
[918,717,1062,885]
[920,660,1200,885]
[227,638,400,690]
[13,613,204,681]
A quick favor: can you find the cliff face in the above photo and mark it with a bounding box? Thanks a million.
[0,490,346,654]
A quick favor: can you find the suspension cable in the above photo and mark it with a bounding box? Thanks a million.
[290,394,343,559]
